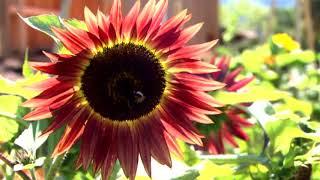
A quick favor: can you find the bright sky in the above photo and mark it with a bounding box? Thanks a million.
[221,0,295,8]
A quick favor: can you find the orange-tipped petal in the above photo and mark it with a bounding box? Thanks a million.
[122,1,140,39]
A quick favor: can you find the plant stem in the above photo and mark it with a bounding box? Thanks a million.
[0,152,31,180]
[235,104,270,155]
[199,154,269,166]
[29,169,36,180]
[46,153,65,180]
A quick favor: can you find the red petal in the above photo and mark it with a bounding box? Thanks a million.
[223,129,239,147]
[227,123,249,141]
[96,10,110,43]
[84,7,99,37]
[170,89,223,112]
[226,112,253,127]
[52,107,88,156]
[146,118,172,167]
[122,1,140,39]
[63,23,96,50]
[224,67,243,85]
[136,121,152,177]
[168,40,218,61]
[167,95,221,115]
[171,73,224,92]
[152,31,180,50]
[42,51,72,62]
[109,0,123,36]
[136,0,155,39]
[227,76,255,92]
[52,27,86,54]
[40,99,81,136]
[30,60,85,77]
[22,83,74,107]
[101,143,117,180]
[145,0,168,40]
[154,9,189,39]
[168,60,219,74]
[117,122,138,179]
[159,104,203,145]
[78,118,101,169]
[24,76,74,91]
[23,107,52,121]
[163,132,183,159]
[169,23,203,51]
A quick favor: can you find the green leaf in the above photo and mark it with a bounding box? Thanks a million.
[0,116,19,143]
[22,49,34,78]
[197,161,234,179]
[240,45,270,73]
[0,73,47,99]
[283,97,313,117]
[65,19,87,30]
[0,95,23,118]
[275,50,315,67]
[178,141,199,166]
[171,169,200,180]
[19,14,63,42]
[213,86,288,105]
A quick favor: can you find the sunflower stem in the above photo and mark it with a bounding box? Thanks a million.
[46,153,66,180]
[199,154,270,166]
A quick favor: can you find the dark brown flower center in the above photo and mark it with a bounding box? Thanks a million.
[81,43,166,121]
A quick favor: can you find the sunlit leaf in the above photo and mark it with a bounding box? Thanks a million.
[275,50,315,67]
[178,141,199,166]
[170,169,199,180]
[22,49,34,78]
[197,161,234,179]
[213,86,288,105]
[0,116,19,143]
[240,44,270,73]
[282,97,313,117]
[0,73,47,99]
[65,19,87,30]
[19,14,63,42]
[0,95,23,118]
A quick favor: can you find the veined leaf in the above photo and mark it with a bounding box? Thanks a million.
[213,86,289,105]
[64,18,88,30]
[19,14,63,42]
[275,50,315,67]
[0,116,19,143]
[22,49,34,78]
[0,95,23,118]
[0,73,47,99]
[197,161,234,179]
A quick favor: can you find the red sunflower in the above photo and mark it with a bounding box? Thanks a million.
[22,0,223,179]
[198,55,254,154]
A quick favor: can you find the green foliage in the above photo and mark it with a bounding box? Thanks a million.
[0,116,19,143]
[213,85,288,105]
[22,49,34,78]
[0,12,318,180]
[275,50,315,67]
[65,19,88,30]
[19,14,63,42]
[220,0,268,42]
[0,95,23,143]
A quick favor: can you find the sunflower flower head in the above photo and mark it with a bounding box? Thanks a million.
[197,55,254,154]
[22,0,223,179]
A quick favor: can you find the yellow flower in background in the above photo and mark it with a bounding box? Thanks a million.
[272,33,300,51]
